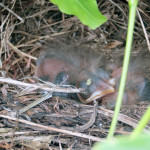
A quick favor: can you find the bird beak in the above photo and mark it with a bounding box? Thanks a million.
[77,77,116,104]
[85,77,115,103]
[85,86,115,103]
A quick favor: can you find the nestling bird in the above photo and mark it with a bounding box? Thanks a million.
[35,43,115,104]
[102,56,150,107]
[35,42,150,106]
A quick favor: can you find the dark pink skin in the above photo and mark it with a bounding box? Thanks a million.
[35,49,115,104]
[35,58,77,82]
[102,67,150,107]
[35,47,150,106]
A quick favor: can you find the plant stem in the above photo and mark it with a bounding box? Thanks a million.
[108,0,139,139]
[131,106,150,138]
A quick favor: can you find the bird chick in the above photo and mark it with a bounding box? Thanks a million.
[35,43,115,104]
[102,56,150,107]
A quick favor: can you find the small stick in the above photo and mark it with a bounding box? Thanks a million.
[0,3,24,23]
[75,101,98,132]
[0,114,103,142]
[19,92,52,114]
[7,41,37,60]
[0,77,82,93]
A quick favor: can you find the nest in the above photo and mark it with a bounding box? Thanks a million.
[0,0,150,149]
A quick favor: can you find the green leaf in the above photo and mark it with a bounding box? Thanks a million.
[50,0,107,29]
[93,134,150,150]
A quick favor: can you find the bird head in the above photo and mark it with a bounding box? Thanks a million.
[76,68,115,103]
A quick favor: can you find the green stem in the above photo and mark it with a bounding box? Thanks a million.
[108,0,139,139]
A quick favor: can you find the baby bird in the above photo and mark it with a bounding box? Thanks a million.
[102,56,150,107]
[35,42,150,106]
[35,43,115,104]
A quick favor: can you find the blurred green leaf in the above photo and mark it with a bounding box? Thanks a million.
[50,0,107,29]
[93,134,150,150]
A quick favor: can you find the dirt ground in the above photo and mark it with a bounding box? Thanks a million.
[0,0,150,149]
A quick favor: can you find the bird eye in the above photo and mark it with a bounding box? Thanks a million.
[79,80,88,88]
[79,80,90,94]
[54,72,69,85]
[97,68,110,80]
